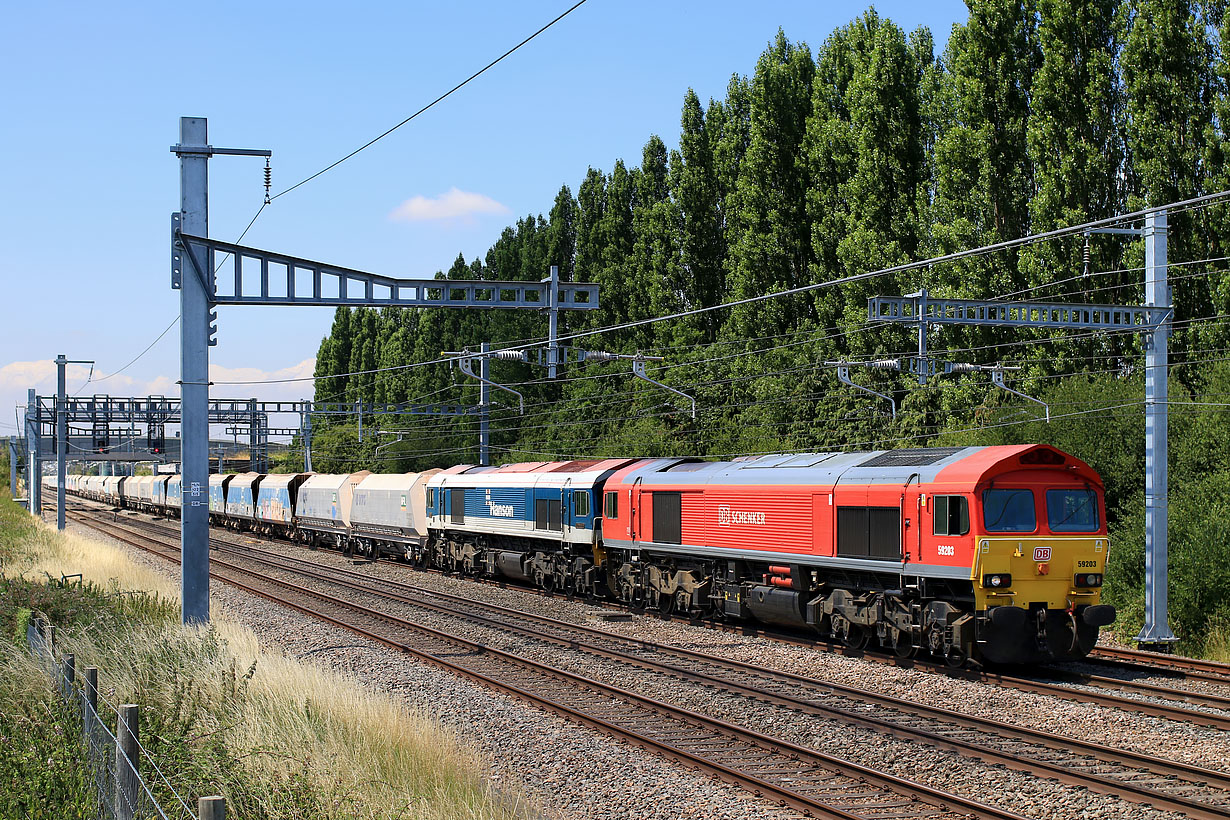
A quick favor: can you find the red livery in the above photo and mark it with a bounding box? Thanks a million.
[599,445,1113,664]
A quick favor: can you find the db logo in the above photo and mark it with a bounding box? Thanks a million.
[1033,546,1052,562]
[717,506,731,526]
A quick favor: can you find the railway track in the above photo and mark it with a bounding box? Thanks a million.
[70,508,1032,820]
[1089,646,1230,687]
[57,495,1230,720]
[53,495,1230,716]
[74,509,1230,820]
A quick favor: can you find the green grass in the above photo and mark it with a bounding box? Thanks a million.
[0,494,532,820]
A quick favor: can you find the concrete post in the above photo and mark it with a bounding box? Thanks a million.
[1138,209,1177,649]
[480,343,490,466]
[917,288,928,386]
[199,795,226,820]
[56,354,67,530]
[177,117,211,625]
[115,704,140,820]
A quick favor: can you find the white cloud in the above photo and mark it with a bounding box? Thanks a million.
[389,187,510,223]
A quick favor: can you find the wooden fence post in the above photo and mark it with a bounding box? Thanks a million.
[82,666,98,742]
[115,704,140,820]
[60,653,74,698]
[198,795,225,820]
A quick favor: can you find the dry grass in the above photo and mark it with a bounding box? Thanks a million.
[1205,617,1230,664]
[5,517,532,820]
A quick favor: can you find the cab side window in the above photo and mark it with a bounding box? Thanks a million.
[933,495,970,536]
[603,491,618,519]
[427,488,436,509]
[573,490,590,517]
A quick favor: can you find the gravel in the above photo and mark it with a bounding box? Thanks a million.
[65,506,1230,819]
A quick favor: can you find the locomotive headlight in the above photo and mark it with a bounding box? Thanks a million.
[982,573,1012,588]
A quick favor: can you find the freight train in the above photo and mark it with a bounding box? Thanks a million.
[56,443,1115,666]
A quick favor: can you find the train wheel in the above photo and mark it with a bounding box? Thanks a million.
[893,638,918,659]
[832,615,867,649]
[566,569,586,600]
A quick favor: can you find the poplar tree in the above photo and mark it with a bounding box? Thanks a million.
[725,31,816,341]
[930,0,1036,289]
[1123,0,1214,322]
[670,89,725,341]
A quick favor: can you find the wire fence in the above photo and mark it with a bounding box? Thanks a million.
[26,617,224,820]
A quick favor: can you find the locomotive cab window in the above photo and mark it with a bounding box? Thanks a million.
[604,491,618,519]
[982,489,1036,532]
[573,490,590,517]
[427,488,436,509]
[932,495,970,536]
[1046,488,1099,532]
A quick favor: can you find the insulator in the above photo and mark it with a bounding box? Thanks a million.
[869,359,901,371]
[581,351,620,362]
[947,362,982,374]
[263,159,272,205]
[492,350,525,361]
[1082,235,1091,277]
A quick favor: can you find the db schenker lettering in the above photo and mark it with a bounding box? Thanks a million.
[717,506,766,526]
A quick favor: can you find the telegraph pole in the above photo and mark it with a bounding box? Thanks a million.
[172,117,270,625]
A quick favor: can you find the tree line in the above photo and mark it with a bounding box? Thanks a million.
[306,1,1230,652]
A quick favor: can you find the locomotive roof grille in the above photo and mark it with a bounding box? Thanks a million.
[857,447,965,468]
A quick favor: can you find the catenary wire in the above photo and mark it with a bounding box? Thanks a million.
[270,1,590,202]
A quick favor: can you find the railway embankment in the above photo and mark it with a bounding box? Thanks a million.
[0,495,533,820]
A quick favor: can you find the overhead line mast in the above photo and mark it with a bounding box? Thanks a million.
[170,117,600,624]
[867,211,1176,650]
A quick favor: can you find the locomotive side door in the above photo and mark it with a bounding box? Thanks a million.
[902,473,921,564]
[562,478,572,545]
[630,476,642,543]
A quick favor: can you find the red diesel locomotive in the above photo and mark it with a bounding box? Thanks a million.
[599,444,1115,665]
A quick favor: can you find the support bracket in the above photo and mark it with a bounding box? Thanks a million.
[631,359,697,419]
[456,354,524,414]
[989,369,1050,422]
[827,362,897,419]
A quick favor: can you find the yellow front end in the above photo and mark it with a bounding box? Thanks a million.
[973,536,1109,612]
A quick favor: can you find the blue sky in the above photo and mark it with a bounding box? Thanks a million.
[0,0,966,438]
